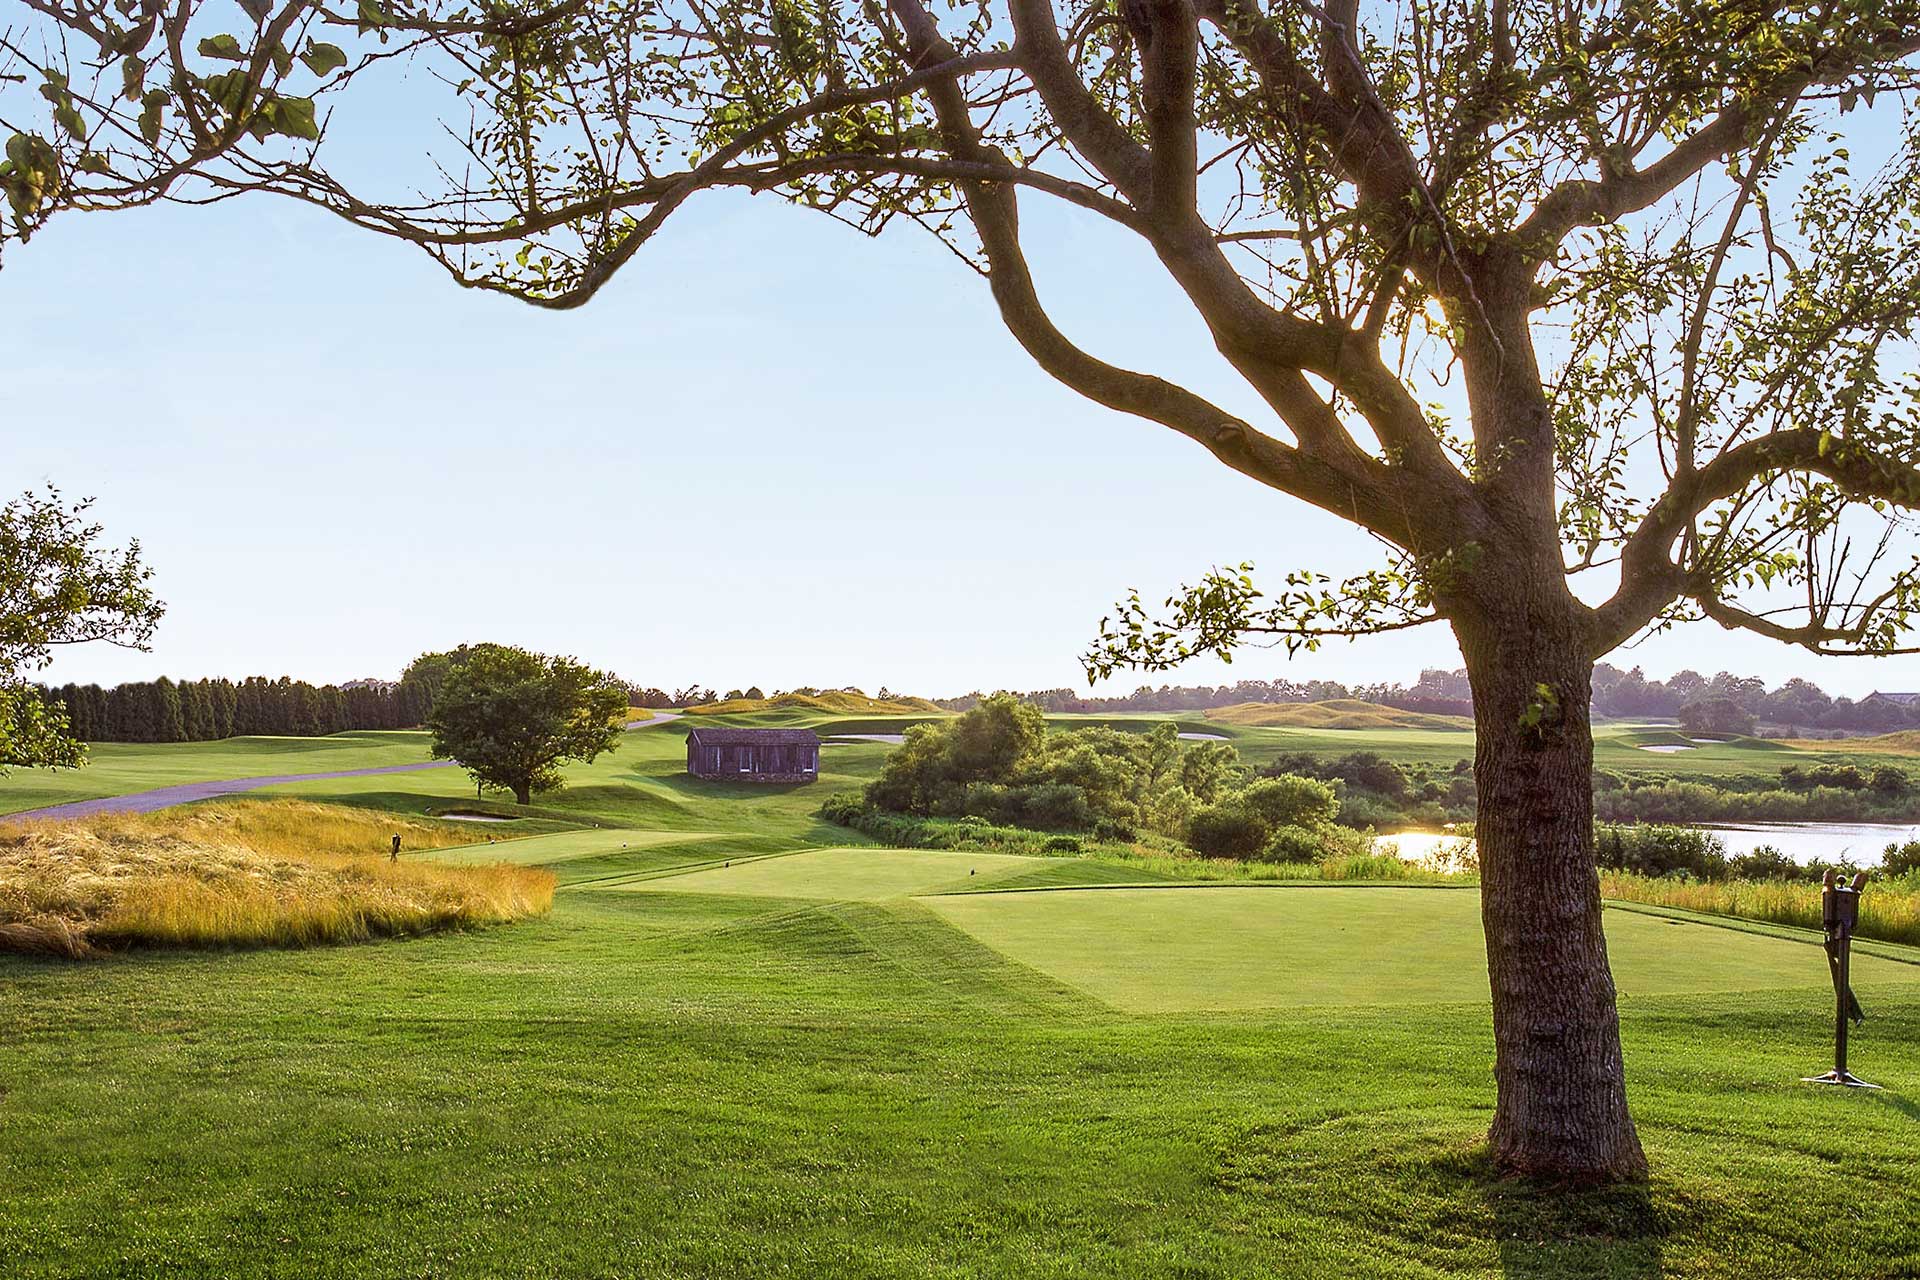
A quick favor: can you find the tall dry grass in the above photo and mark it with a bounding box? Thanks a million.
[0,800,554,958]
[1600,872,1920,947]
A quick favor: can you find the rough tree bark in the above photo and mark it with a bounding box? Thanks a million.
[1453,563,1647,1182]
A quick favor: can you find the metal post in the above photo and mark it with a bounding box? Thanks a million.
[1804,870,1879,1089]
[1835,936,1849,1079]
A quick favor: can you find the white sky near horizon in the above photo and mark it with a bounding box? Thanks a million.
[4,77,1919,700]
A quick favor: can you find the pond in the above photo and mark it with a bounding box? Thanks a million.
[1372,821,1920,868]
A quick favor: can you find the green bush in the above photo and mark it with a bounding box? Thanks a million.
[863,696,1244,838]
[1266,823,1325,862]
[1729,844,1798,880]
[1187,804,1271,859]
[1594,824,1728,879]
[1883,840,1920,878]
[1237,775,1338,828]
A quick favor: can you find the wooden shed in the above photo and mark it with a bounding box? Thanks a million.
[685,726,821,784]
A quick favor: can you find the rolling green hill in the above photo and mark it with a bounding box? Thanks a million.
[1207,698,1475,731]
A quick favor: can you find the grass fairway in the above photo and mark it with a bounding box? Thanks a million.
[0,732,439,815]
[922,885,1920,1013]
[630,846,1044,900]
[5,884,1920,1277]
[8,727,1920,1275]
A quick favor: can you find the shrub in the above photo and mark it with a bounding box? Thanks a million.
[819,792,865,824]
[1238,774,1339,828]
[1871,766,1912,797]
[1042,835,1083,854]
[1883,840,1920,878]
[1186,804,1271,859]
[1729,844,1798,881]
[1594,824,1729,879]
[1265,823,1325,862]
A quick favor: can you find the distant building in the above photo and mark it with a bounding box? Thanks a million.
[686,727,821,783]
[1864,691,1920,709]
[340,677,395,691]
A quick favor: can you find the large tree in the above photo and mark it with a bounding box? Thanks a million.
[1,488,163,768]
[423,643,627,804]
[8,0,1920,1180]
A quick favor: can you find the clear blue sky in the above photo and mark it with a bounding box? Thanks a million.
[6,179,1916,699]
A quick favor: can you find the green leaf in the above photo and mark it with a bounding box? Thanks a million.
[138,89,168,145]
[270,96,320,141]
[121,56,146,102]
[197,34,248,61]
[54,105,86,140]
[77,153,111,175]
[300,41,348,77]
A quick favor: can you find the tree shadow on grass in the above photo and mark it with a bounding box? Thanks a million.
[1454,1153,1667,1280]
[1865,1089,1920,1123]
[1214,1116,1668,1278]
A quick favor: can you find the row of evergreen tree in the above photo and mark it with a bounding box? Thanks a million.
[42,677,430,743]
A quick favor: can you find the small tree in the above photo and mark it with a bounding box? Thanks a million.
[1677,697,1757,737]
[1,488,162,769]
[425,644,627,805]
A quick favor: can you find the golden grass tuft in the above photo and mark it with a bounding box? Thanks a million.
[0,800,554,959]
[1600,872,1920,948]
[687,691,948,716]
[1778,730,1920,756]
[1205,699,1474,731]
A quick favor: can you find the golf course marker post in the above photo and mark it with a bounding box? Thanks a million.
[1803,870,1879,1089]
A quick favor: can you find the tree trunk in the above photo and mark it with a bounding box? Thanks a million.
[513,781,531,806]
[1456,589,1648,1184]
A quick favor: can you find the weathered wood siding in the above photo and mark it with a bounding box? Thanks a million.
[686,734,820,784]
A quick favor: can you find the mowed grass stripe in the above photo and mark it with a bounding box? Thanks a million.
[921,885,1920,1014]
[622,846,1045,901]
[415,827,717,867]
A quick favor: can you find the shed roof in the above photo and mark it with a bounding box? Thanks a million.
[686,726,821,746]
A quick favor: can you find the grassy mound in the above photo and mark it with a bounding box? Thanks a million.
[1782,729,1920,755]
[687,691,948,717]
[1207,698,1474,731]
[0,800,554,958]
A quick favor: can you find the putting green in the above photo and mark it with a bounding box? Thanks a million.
[921,885,1920,1013]
[628,846,1042,901]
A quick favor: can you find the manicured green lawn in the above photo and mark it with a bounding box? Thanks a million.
[921,884,1920,1013]
[7,721,1920,1276]
[628,846,1044,900]
[0,731,440,815]
[4,881,1918,1277]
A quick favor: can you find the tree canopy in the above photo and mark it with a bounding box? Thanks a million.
[1,488,162,769]
[4,0,1918,666]
[422,643,627,804]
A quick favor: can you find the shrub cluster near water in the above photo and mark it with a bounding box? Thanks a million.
[1260,750,1918,832]
[0,800,554,958]
[838,695,1375,865]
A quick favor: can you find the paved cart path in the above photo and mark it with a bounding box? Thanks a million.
[2,761,459,824]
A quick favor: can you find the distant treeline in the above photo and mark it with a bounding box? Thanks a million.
[42,677,429,743]
[930,666,1920,734]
